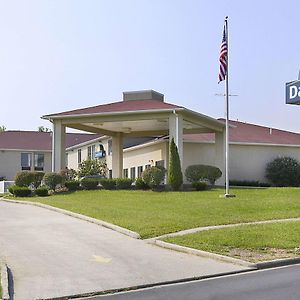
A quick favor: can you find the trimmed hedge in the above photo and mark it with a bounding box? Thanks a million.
[266,156,300,187]
[14,171,34,187]
[43,172,63,190]
[35,186,49,197]
[229,180,271,187]
[13,186,31,197]
[100,179,117,190]
[185,164,222,185]
[192,181,208,191]
[81,178,99,190]
[65,180,80,191]
[116,178,133,190]
[135,178,150,190]
[8,184,17,195]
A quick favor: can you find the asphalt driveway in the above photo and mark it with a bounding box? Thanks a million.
[0,200,246,300]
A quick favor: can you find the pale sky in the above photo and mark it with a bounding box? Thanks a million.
[0,0,300,132]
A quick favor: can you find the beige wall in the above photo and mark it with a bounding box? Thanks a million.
[0,150,52,181]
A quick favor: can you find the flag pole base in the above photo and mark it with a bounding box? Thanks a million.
[220,193,236,198]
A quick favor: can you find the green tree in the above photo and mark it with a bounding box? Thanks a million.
[77,159,107,178]
[38,126,52,132]
[168,138,183,191]
[0,125,6,132]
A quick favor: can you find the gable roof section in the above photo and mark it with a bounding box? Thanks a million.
[43,99,182,118]
[0,131,101,151]
[184,120,300,146]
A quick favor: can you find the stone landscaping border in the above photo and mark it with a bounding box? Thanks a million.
[0,198,141,239]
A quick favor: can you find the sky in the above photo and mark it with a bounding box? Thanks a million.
[0,0,300,133]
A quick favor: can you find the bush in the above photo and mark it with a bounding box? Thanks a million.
[99,179,117,190]
[13,186,31,197]
[168,138,183,191]
[81,178,99,190]
[32,171,45,189]
[185,165,222,185]
[116,178,133,190]
[14,171,34,187]
[43,172,63,190]
[265,156,300,187]
[135,178,150,190]
[192,181,208,191]
[77,159,107,178]
[229,180,271,187]
[35,186,49,197]
[8,185,16,195]
[65,180,80,191]
[142,166,166,190]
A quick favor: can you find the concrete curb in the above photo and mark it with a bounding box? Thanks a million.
[0,261,10,300]
[152,240,256,268]
[0,198,141,239]
[154,217,300,240]
[152,240,300,270]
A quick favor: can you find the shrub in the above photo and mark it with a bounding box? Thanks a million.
[8,185,16,195]
[192,181,208,191]
[35,186,49,197]
[116,178,133,190]
[77,159,107,178]
[99,179,117,190]
[43,172,63,190]
[65,180,80,191]
[135,178,150,190]
[185,165,222,185]
[265,156,300,187]
[32,171,45,189]
[142,166,166,190]
[168,138,183,191]
[14,171,34,187]
[81,178,99,190]
[229,180,271,187]
[13,186,31,197]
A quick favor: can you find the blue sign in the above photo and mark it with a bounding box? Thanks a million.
[286,80,300,105]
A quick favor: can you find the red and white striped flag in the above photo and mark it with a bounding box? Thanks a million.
[218,25,228,83]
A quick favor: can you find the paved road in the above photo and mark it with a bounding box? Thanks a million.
[0,200,246,300]
[89,264,300,300]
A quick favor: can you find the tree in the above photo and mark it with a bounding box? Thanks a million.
[168,138,183,191]
[77,159,108,178]
[38,126,52,132]
[0,125,6,132]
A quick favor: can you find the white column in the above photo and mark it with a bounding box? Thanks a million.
[215,130,226,185]
[52,120,66,172]
[112,132,123,178]
[169,112,183,167]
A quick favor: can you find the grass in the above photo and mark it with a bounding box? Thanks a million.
[7,187,300,238]
[163,221,300,262]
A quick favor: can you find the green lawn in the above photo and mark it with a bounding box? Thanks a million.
[164,221,300,262]
[8,187,300,238]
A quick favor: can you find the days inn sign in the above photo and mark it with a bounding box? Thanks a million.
[286,78,300,105]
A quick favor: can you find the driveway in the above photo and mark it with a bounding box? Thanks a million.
[0,200,247,300]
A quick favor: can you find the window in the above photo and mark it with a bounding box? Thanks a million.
[91,145,95,159]
[87,146,91,159]
[137,166,143,178]
[123,168,128,178]
[78,149,82,165]
[109,169,112,179]
[21,153,31,171]
[34,153,44,171]
[145,164,151,170]
[108,139,112,155]
[155,160,165,168]
[130,167,136,180]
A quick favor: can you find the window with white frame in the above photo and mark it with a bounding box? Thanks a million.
[21,153,32,171]
[34,153,44,171]
[137,166,143,178]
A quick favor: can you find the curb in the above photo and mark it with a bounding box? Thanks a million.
[0,198,141,239]
[0,262,10,300]
[152,240,300,270]
[152,240,256,268]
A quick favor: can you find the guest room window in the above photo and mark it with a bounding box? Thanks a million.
[21,153,32,171]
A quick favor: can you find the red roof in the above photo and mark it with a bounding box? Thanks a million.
[184,120,300,145]
[44,99,182,118]
[0,131,101,151]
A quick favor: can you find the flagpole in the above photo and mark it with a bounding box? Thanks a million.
[225,16,229,196]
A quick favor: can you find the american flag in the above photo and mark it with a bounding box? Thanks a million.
[218,25,228,83]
